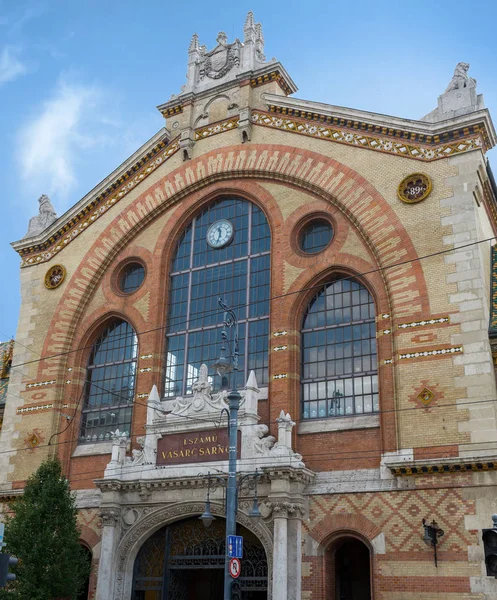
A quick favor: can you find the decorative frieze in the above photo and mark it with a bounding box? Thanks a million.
[399,346,463,360]
[25,379,56,389]
[251,111,484,161]
[194,117,239,140]
[398,316,450,329]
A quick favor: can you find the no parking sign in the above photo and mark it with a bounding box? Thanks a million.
[229,557,241,578]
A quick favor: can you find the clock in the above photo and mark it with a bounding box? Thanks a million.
[206,219,234,248]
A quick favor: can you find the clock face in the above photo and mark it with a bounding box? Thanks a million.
[206,219,234,248]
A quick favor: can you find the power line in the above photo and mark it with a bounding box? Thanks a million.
[7,234,496,373]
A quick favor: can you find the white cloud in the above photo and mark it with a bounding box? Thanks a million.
[17,76,118,201]
[0,46,27,84]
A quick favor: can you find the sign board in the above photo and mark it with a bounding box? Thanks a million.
[157,429,241,466]
[229,558,241,579]
[228,535,243,558]
[0,523,4,547]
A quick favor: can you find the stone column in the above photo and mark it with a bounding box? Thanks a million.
[272,503,288,600]
[287,505,304,600]
[96,508,120,600]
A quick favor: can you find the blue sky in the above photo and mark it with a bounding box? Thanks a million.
[0,0,496,340]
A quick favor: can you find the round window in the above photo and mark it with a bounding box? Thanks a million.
[300,219,333,254]
[119,263,145,294]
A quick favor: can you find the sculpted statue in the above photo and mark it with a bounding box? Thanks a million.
[24,194,58,238]
[445,62,476,93]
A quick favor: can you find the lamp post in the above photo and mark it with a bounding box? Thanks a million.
[212,297,241,600]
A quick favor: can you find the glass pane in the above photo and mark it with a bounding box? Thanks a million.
[81,319,137,442]
[166,198,270,396]
[300,219,333,254]
[120,263,145,293]
[301,277,378,420]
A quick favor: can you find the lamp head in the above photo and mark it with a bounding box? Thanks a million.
[248,497,262,523]
[199,500,215,528]
[212,352,232,377]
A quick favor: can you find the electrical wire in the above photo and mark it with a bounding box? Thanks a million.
[5,233,496,373]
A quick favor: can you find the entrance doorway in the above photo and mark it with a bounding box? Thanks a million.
[132,516,268,600]
[331,537,371,600]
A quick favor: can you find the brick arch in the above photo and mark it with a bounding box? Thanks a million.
[36,144,427,410]
[310,513,383,547]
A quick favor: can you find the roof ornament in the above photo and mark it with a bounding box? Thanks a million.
[421,62,484,123]
[23,194,58,239]
[445,62,477,93]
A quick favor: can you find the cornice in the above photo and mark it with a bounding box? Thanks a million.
[385,454,497,476]
[13,96,496,267]
[157,62,297,116]
[12,129,178,262]
[262,93,496,151]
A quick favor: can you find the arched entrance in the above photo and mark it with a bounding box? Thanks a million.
[77,544,92,600]
[326,536,371,600]
[131,516,268,600]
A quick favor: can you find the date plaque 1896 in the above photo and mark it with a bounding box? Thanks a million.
[157,429,241,465]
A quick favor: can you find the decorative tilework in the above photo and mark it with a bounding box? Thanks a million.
[139,367,152,373]
[137,393,149,399]
[389,461,497,476]
[25,379,56,389]
[398,316,450,329]
[490,246,497,337]
[17,403,53,414]
[273,331,288,337]
[250,70,294,96]
[18,137,180,267]
[417,387,435,406]
[273,373,288,379]
[273,345,288,352]
[399,346,463,360]
[251,111,484,161]
[140,354,153,360]
[194,118,239,140]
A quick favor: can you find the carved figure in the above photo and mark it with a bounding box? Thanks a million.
[253,424,276,454]
[24,194,58,238]
[131,436,156,465]
[191,363,212,411]
[445,62,476,92]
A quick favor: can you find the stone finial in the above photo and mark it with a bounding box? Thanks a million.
[147,384,162,425]
[23,194,58,239]
[244,11,256,44]
[188,33,200,53]
[244,370,259,415]
[255,22,265,62]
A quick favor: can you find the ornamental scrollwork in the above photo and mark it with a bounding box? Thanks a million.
[100,508,120,527]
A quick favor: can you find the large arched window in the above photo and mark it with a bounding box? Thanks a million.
[165,197,270,397]
[301,278,378,420]
[79,319,138,443]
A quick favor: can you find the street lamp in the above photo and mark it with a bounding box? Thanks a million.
[213,297,241,600]
[422,518,444,567]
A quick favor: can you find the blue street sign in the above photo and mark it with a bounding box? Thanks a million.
[0,523,4,548]
[228,535,243,558]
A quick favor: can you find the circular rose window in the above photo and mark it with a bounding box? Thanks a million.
[300,219,333,254]
[119,263,145,294]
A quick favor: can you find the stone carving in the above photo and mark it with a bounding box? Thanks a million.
[254,424,276,454]
[421,62,484,123]
[445,62,476,92]
[199,32,241,81]
[100,508,120,527]
[175,12,269,99]
[170,364,229,417]
[24,194,58,239]
[131,436,156,466]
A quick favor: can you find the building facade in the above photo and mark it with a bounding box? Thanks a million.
[2,13,497,599]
